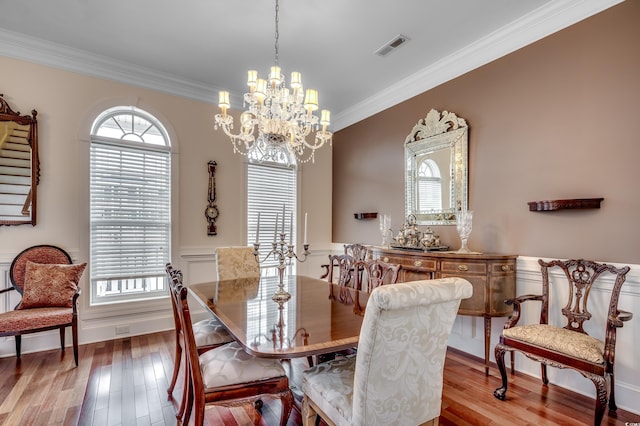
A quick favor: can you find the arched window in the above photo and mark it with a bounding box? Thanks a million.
[90,106,171,304]
[417,158,442,211]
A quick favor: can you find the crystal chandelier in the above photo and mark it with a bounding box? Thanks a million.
[214,0,331,164]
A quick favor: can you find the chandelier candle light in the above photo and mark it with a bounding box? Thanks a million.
[253,205,309,302]
[214,0,332,164]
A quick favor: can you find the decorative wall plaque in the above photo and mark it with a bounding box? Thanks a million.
[205,161,219,235]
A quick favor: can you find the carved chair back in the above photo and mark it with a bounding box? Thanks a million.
[343,243,369,261]
[326,254,358,288]
[539,259,629,335]
[355,259,401,293]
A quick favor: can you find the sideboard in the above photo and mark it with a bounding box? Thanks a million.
[369,246,517,375]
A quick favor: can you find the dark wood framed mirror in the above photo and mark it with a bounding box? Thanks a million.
[0,94,39,226]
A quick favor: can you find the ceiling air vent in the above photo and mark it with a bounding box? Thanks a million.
[374,34,410,57]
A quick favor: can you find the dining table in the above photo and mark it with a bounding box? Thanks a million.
[188,274,369,359]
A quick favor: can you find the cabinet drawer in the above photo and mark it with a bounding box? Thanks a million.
[399,269,434,283]
[490,262,516,274]
[380,255,437,271]
[441,261,486,274]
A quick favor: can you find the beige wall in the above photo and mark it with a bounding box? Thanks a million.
[332,1,640,265]
[0,54,332,344]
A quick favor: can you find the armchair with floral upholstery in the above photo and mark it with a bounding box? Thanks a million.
[0,245,86,366]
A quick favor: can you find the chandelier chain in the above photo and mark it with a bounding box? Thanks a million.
[274,0,280,66]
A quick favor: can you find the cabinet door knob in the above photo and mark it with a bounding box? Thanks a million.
[501,265,511,272]
[414,260,422,267]
[457,264,469,272]
[383,257,389,263]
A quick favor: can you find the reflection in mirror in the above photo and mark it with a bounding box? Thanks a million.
[0,94,38,226]
[405,109,468,225]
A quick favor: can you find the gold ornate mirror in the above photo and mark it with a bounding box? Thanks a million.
[0,94,39,226]
[405,109,468,225]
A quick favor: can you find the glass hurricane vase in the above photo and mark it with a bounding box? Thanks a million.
[456,210,473,254]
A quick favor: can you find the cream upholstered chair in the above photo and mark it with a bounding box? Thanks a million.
[302,277,473,426]
[215,246,261,281]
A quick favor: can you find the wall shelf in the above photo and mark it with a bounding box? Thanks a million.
[527,198,604,212]
[354,212,378,220]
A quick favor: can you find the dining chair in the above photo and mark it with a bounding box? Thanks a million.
[0,245,86,366]
[320,243,369,285]
[494,259,632,426]
[165,263,234,421]
[302,277,473,426]
[354,258,401,293]
[170,270,293,426]
[215,246,261,281]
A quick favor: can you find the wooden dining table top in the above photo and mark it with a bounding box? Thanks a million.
[188,274,369,359]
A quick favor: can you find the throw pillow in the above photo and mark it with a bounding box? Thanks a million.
[18,261,87,309]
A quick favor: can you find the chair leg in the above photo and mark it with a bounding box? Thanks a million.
[301,395,317,426]
[15,335,21,359]
[177,364,189,425]
[72,321,79,367]
[493,343,508,401]
[278,390,294,426]
[608,372,617,411]
[589,374,608,426]
[59,327,66,351]
[168,339,182,398]
[541,363,549,385]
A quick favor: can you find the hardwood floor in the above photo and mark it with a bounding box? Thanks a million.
[0,331,637,425]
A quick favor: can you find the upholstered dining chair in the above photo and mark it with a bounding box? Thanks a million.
[165,263,234,421]
[0,245,86,366]
[215,246,261,281]
[302,277,473,426]
[494,259,632,426]
[170,270,293,426]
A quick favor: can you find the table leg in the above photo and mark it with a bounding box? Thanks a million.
[484,315,491,376]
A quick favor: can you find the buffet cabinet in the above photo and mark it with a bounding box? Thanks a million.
[369,246,517,375]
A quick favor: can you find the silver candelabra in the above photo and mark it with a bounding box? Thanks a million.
[253,231,310,302]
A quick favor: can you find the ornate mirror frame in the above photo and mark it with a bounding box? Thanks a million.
[405,109,468,225]
[0,94,39,226]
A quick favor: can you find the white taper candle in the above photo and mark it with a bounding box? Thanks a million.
[304,212,308,245]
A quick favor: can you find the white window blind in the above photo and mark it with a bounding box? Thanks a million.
[246,160,296,272]
[90,107,171,304]
[417,158,442,211]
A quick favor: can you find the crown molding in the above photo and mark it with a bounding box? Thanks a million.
[0,27,220,104]
[332,0,624,130]
[0,0,623,130]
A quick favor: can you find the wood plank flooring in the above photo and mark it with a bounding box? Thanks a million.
[0,331,637,425]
